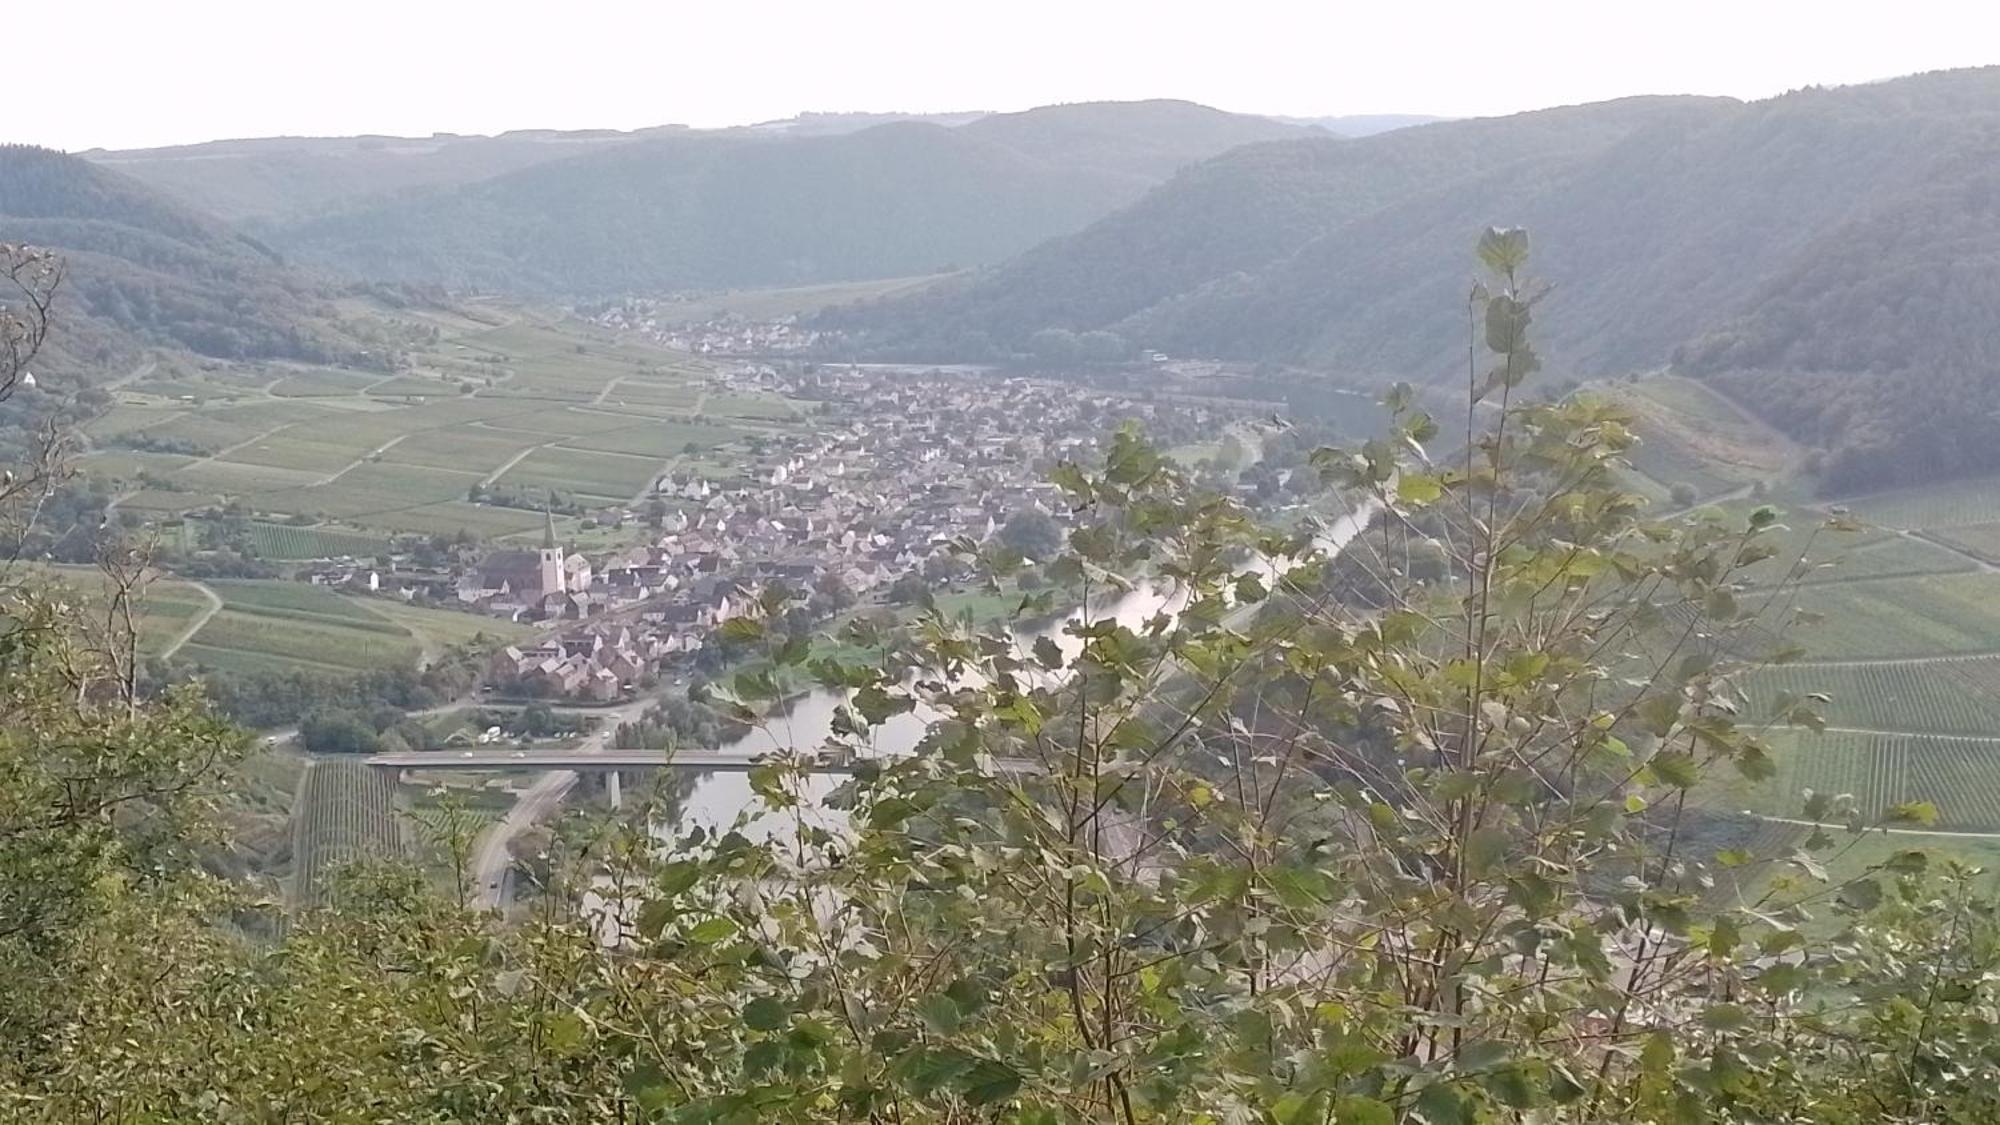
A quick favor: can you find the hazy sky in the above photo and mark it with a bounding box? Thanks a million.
[18,0,1999,150]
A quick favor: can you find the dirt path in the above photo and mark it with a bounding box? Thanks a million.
[1753,814,2000,840]
[1903,528,2000,574]
[184,421,305,473]
[309,433,411,487]
[1784,650,2000,669]
[159,581,222,660]
[106,357,158,392]
[481,439,559,487]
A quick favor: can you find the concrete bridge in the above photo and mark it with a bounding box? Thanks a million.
[367,748,868,773]
[365,748,1043,807]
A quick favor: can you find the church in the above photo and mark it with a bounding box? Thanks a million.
[469,505,592,613]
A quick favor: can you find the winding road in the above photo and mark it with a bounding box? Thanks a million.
[158,581,222,660]
[466,692,663,911]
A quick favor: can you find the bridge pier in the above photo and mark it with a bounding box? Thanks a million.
[578,768,624,809]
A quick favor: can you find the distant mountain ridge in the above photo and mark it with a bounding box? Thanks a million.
[828,68,2000,493]
[235,100,1310,295]
[0,144,358,375]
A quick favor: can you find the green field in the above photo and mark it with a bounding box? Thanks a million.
[180,520,389,560]
[495,445,662,501]
[1742,657,2000,735]
[290,760,405,909]
[1758,572,2000,659]
[79,315,782,542]
[1846,475,2000,530]
[364,599,536,651]
[638,275,947,324]
[117,578,533,675]
[1703,728,2000,831]
[1614,376,1794,501]
[1927,524,2000,564]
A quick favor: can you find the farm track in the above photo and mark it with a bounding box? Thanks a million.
[1751,813,2000,840]
[1905,528,2000,574]
[1781,650,2000,669]
[309,433,412,487]
[480,438,560,486]
[106,357,158,392]
[159,581,222,660]
[186,420,307,475]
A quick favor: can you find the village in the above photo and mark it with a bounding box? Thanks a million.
[308,362,1252,701]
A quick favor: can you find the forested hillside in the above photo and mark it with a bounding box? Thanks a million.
[828,95,1729,355]
[82,127,694,222]
[0,145,357,375]
[830,68,2000,492]
[256,102,1305,295]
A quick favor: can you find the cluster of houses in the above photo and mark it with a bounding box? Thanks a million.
[590,302,822,355]
[311,361,1254,701]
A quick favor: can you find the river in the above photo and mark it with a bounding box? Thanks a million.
[669,498,1380,832]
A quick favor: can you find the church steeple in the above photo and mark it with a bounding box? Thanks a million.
[542,493,558,550]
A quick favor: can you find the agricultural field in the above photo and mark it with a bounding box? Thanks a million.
[1925,524,2000,565]
[151,579,527,676]
[179,520,389,560]
[494,445,662,502]
[1741,657,2000,736]
[1661,455,2000,839]
[1702,727,2000,831]
[562,420,746,459]
[635,275,946,324]
[1613,376,1794,502]
[290,760,405,910]
[364,599,537,651]
[78,312,784,545]
[704,393,802,421]
[1755,572,2000,659]
[268,367,391,397]
[1846,475,2000,530]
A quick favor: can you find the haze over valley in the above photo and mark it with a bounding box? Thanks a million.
[9,8,2000,1116]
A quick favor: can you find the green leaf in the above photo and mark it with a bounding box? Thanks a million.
[1415,1081,1474,1125]
[1397,472,1444,506]
[958,1058,1022,1105]
[636,898,675,939]
[1883,849,1929,874]
[686,917,738,945]
[1234,571,1268,604]
[1701,1002,1751,1030]
[718,615,765,643]
[895,1047,976,1095]
[1838,878,1884,912]
[1640,1031,1674,1075]
[916,992,961,1035]
[1455,1038,1509,1072]
[1465,826,1511,876]
[655,860,701,897]
[545,1011,586,1057]
[868,797,919,829]
[1476,226,1530,274]
[743,996,788,1032]
[1332,1095,1395,1125]
[1888,800,1939,827]
[1649,751,1701,789]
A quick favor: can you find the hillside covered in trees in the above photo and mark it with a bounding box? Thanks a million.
[248,102,1306,295]
[829,68,2000,493]
[0,145,360,375]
